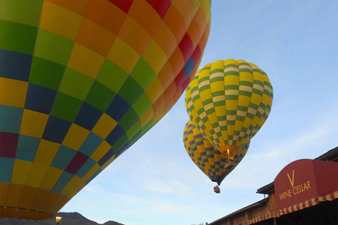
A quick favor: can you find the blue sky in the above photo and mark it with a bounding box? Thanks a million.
[62,1,338,225]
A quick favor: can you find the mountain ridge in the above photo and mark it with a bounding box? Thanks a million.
[58,212,124,225]
[0,212,124,225]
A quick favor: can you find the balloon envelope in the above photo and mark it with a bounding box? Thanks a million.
[185,59,273,155]
[0,0,211,219]
[183,121,248,185]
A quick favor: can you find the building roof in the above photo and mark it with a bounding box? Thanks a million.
[316,146,338,161]
[256,182,274,195]
[209,146,338,224]
[209,198,268,225]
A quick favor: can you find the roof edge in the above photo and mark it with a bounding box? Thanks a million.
[209,198,268,225]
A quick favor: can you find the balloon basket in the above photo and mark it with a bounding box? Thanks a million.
[213,185,221,194]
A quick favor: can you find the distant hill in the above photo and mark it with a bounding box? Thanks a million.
[58,212,124,225]
[0,212,124,225]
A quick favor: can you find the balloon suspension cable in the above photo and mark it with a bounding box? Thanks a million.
[213,184,221,194]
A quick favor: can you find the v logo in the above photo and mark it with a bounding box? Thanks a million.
[287,170,295,187]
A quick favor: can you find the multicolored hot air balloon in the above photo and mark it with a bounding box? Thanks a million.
[183,121,248,185]
[0,0,211,219]
[184,59,273,189]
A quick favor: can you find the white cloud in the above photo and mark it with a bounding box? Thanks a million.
[77,184,196,221]
[144,179,192,196]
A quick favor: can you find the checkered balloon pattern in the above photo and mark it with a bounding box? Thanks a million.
[0,0,211,219]
[183,121,248,185]
[184,59,273,184]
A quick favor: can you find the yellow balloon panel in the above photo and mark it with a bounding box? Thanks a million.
[183,121,248,184]
[0,183,68,219]
[185,59,273,154]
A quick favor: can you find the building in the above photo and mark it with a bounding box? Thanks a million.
[209,147,338,225]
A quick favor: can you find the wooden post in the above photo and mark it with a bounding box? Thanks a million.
[273,217,277,225]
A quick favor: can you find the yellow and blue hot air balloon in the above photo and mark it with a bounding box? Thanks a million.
[184,59,273,189]
[0,0,211,219]
[183,121,248,186]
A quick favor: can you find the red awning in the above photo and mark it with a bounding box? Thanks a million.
[274,159,338,216]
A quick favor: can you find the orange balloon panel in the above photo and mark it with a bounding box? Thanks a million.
[0,0,211,219]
